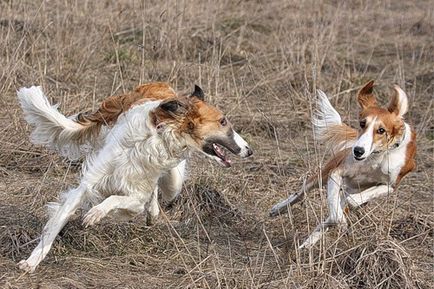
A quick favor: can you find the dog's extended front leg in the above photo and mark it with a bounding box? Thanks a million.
[145,187,159,226]
[159,160,186,203]
[83,195,145,227]
[300,171,345,249]
[346,185,392,208]
[18,185,86,272]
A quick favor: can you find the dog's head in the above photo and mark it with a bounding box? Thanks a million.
[152,85,252,167]
[352,80,409,161]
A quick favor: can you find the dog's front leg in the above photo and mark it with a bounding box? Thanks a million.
[327,171,346,225]
[346,185,392,208]
[83,195,145,227]
[159,160,186,204]
[18,185,86,272]
[145,187,160,226]
[300,171,346,249]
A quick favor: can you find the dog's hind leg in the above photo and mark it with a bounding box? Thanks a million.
[269,177,316,217]
[18,185,86,272]
[269,192,304,217]
[159,160,186,204]
[83,195,145,227]
[346,185,392,208]
[299,217,335,249]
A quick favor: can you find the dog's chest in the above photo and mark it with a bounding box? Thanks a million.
[343,161,388,191]
[342,151,405,191]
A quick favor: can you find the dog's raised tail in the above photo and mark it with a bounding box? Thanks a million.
[312,90,357,152]
[18,86,100,160]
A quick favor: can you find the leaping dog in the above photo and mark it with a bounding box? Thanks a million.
[17,83,252,272]
[270,81,416,248]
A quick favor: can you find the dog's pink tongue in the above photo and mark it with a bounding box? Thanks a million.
[213,143,232,167]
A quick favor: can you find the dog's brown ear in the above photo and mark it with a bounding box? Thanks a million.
[154,99,188,128]
[190,85,205,101]
[159,99,185,114]
[357,80,377,109]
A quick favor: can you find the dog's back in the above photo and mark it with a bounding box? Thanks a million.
[18,82,177,160]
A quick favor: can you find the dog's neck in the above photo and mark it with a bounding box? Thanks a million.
[389,122,410,151]
[157,127,189,161]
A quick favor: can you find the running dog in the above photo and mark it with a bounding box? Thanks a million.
[270,81,416,248]
[17,83,252,272]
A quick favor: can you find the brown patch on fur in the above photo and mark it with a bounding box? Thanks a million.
[360,107,405,151]
[151,96,228,146]
[188,100,227,141]
[306,148,351,189]
[75,82,177,143]
[357,80,377,109]
[320,149,350,181]
[395,128,417,187]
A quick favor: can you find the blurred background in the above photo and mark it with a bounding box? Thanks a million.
[0,1,432,288]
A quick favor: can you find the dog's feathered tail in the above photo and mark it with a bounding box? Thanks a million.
[312,90,357,153]
[18,86,101,160]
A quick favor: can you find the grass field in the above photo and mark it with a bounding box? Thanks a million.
[0,0,432,288]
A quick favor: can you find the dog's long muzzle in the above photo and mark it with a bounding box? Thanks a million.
[232,131,253,158]
[202,130,253,167]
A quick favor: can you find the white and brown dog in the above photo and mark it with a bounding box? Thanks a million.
[270,81,416,248]
[17,82,252,272]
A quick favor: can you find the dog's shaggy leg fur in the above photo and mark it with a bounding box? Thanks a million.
[83,195,145,227]
[158,160,186,203]
[18,185,86,272]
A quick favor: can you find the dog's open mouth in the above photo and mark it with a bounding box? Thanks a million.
[212,143,232,167]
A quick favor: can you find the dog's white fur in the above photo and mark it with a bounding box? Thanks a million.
[17,87,190,272]
[18,86,90,160]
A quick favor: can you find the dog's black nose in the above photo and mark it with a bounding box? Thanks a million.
[247,147,253,157]
[353,146,365,158]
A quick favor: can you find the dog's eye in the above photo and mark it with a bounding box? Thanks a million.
[220,117,227,127]
[359,120,366,129]
[377,127,385,134]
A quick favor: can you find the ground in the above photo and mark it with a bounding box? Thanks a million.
[0,1,432,288]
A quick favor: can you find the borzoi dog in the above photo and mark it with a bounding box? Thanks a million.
[17,83,252,272]
[270,81,416,248]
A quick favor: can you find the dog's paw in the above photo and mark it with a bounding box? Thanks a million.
[145,213,158,226]
[269,201,288,217]
[18,259,37,273]
[299,229,326,249]
[269,193,303,217]
[83,206,106,227]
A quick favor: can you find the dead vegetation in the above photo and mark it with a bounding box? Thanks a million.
[0,0,432,288]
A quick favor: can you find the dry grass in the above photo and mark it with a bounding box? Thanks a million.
[0,0,433,288]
